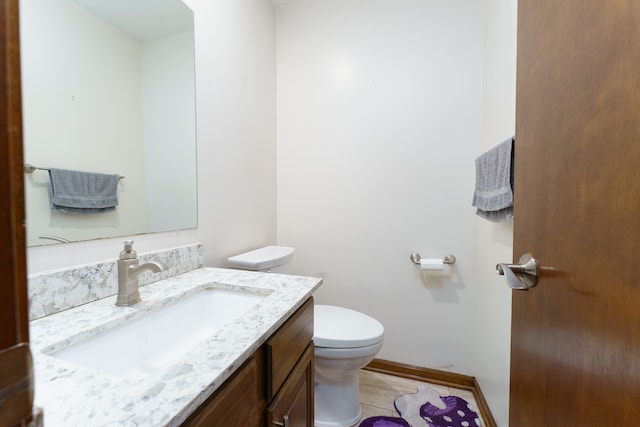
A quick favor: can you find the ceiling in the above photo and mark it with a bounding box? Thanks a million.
[72,0,193,42]
[72,0,301,43]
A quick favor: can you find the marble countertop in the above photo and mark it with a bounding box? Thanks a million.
[29,267,322,426]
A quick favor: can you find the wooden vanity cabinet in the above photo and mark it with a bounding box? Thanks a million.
[266,298,314,427]
[182,349,266,427]
[182,297,314,427]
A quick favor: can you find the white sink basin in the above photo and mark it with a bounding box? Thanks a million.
[50,288,267,379]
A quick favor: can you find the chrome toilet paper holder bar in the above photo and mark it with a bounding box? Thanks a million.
[410,253,456,265]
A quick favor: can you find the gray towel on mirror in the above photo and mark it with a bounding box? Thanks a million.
[472,137,514,222]
[49,168,119,214]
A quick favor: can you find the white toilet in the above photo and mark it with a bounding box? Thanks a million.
[227,246,384,427]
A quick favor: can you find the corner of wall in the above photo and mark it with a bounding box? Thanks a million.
[474,0,518,425]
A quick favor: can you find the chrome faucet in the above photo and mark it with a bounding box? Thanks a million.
[116,240,165,306]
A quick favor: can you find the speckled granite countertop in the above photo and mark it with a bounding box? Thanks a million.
[30,267,322,427]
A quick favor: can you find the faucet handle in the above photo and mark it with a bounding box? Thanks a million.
[120,240,137,260]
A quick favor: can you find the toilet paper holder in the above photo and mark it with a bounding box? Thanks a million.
[410,253,456,265]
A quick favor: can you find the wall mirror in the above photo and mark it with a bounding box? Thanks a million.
[20,0,197,247]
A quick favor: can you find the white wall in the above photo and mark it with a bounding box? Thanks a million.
[188,0,277,267]
[27,0,277,273]
[142,31,197,232]
[276,0,484,375]
[474,1,517,425]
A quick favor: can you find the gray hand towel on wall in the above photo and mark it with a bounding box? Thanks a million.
[49,168,119,214]
[472,136,514,222]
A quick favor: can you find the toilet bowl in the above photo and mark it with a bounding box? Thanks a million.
[227,246,385,427]
[314,304,384,427]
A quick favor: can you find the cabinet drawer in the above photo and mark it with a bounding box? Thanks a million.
[266,297,314,400]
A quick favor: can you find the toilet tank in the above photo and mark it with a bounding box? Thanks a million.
[227,246,295,273]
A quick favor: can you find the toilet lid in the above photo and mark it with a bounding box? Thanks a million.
[227,246,295,271]
[314,305,384,348]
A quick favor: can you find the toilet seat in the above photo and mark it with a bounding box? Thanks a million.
[314,305,384,348]
[314,341,383,359]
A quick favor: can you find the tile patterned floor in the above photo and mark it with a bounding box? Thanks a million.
[357,369,486,426]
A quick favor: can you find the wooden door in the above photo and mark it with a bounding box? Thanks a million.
[0,0,37,425]
[511,0,640,425]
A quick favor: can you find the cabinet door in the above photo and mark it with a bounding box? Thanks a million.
[266,298,313,401]
[267,343,314,427]
[182,349,265,427]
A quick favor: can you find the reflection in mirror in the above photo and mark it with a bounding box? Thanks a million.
[21,0,197,247]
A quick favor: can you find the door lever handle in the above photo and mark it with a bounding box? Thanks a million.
[497,253,539,290]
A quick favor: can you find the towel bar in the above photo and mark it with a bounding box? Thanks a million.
[24,163,125,180]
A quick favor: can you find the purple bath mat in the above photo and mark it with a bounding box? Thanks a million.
[359,383,481,427]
